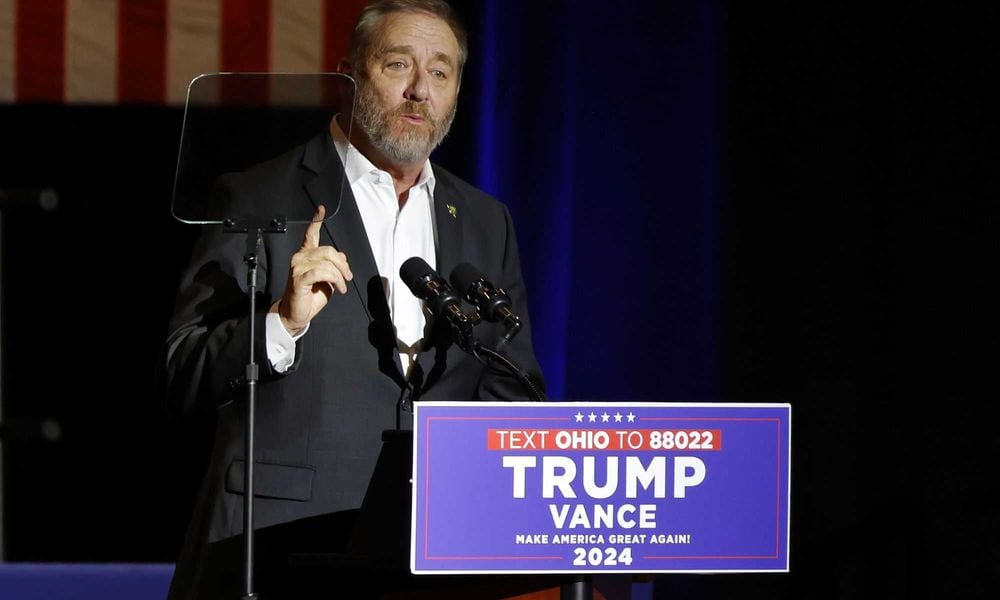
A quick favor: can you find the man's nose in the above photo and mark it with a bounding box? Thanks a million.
[404,69,429,102]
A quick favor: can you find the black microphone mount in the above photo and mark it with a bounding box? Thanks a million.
[400,258,544,402]
[399,257,478,352]
[439,297,479,353]
[450,262,522,346]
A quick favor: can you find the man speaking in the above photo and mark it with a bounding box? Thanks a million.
[161,1,544,597]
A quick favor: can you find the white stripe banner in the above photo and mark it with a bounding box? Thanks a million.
[66,0,118,103]
[168,0,220,105]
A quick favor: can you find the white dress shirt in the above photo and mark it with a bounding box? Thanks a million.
[266,120,436,379]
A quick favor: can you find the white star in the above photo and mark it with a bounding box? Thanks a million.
[614,412,623,423]
[626,412,636,423]
[601,412,610,422]
[588,412,597,422]
[574,412,584,423]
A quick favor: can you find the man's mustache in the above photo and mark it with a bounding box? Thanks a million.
[394,101,435,125]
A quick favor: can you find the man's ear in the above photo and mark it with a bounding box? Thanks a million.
[337,59,353,75]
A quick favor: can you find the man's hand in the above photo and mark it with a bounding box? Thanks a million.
[272,205,353,335]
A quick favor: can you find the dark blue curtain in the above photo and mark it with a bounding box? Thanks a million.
[440,0,721,401]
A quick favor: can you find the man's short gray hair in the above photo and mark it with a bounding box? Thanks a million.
[349,0,468,79]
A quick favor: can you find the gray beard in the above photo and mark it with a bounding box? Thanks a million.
[352,80,457,164]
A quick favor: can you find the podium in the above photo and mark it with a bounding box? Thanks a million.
[279,401,790,598]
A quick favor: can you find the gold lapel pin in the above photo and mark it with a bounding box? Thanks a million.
[447,204,458,218]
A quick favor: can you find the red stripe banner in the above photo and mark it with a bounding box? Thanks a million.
[120,0,167,103]
[15,0,65,102]
[323,0,367,72]
[221,0,269,72]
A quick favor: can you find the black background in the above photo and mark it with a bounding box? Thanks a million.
[1,2,996,598]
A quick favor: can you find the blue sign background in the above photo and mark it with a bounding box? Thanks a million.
[411,402,790,574]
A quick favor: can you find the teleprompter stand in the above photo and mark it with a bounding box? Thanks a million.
[226,217,287,600]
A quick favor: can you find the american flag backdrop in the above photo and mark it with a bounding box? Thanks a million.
[0,0,369,105]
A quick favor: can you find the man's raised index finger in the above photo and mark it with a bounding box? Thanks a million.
[302,204,325,248]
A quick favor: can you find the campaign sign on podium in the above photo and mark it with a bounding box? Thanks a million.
[411,402,790,574]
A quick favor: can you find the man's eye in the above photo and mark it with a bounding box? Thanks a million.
[431,70,447,80]
[387,61,407,70]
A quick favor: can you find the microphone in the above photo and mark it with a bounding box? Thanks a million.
[400,257,477,351]
[450,262,522,344]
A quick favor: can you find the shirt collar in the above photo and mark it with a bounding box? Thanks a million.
[329,116,437,196]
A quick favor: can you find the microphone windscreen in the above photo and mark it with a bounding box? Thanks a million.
[400,256,434,291]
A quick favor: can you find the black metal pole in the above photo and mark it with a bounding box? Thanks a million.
[223,216,285,600]
[241,228,263,600]
[560,575,594,600]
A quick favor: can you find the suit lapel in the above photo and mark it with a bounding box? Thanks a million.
[300,133,406,385]
[413,169,469,394]
[301,132,380,320]
[431,171,466,286]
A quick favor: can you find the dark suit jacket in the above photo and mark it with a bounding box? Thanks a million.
[162,131,544,599]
